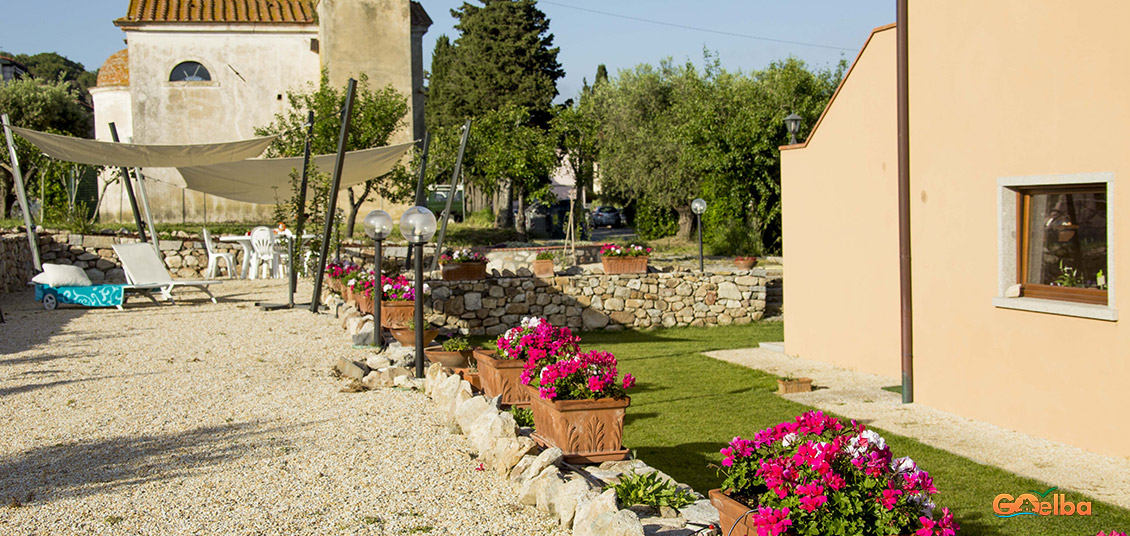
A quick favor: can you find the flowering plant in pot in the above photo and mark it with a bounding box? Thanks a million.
[532,250,556,277]
[524,349,636,463]
[379,274,426,328]
[324,261,358,294]
[475,317,579,407]
[734,256,758,270]
[349,270,376,311]
[710,410,960,536]
[440,248,488,281]
[601,243,651,274]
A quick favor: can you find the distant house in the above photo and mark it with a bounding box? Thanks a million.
[780,2,1129,459]
[90,0,432,223]
[0,56,29,82]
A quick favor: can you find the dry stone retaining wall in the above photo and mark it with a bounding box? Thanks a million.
[425,271,770,336]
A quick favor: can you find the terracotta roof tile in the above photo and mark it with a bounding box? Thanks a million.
[117,0,316,24]
[96,49,130,87]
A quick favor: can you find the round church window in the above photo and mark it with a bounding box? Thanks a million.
[169,61,211,82]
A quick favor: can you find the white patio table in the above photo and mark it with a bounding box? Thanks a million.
[219,232,314,279]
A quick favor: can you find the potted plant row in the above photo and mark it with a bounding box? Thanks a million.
[475,316,635,463]
[380,274,420,328]
[710,410,961,536]
[601,243,651,274]
[439,248,487,281]
[323,260,359,296]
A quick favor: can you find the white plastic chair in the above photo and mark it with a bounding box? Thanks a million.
[202,228,235,279]
[249,226,279,279]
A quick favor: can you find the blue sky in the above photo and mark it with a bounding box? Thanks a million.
[2,0,893,103]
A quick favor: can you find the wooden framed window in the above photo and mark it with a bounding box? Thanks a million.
[1017,184,1108,305]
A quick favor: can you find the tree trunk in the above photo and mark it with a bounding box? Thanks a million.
[344,183,374,238]
[495,179,514,228]
[676,205,695,242]
[0,172,8,219]
[515,185,528,242]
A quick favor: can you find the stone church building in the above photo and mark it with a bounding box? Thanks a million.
[90,0,431,223]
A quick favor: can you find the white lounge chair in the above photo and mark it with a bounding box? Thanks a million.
[112,243,222,303]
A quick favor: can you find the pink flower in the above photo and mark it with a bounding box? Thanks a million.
[749,506,792,536]
[796,482,827,512]
[878,486,903,510]
[916,507,959,536]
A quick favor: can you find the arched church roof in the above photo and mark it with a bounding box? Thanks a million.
[96,49,130,87]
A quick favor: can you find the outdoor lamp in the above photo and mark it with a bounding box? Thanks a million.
[399,206,437,244]
[784,113,802,145]
[363,210,393,349]
[399,206,436,378]
[691,198,707,272]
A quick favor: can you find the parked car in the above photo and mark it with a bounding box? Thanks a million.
[592,205,624,228]
[426,188,464,222]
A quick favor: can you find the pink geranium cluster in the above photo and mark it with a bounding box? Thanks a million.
[600,243,652,257]
[494,317,635,402]
[497,317,579,379]
[719,410,959,536]
[381,274,427,301]
[536,350,636,400]
[324,260,359,280]
[1097,532,1128,536]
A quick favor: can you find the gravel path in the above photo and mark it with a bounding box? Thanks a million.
[0,280,566,535]
[706,346,1130,510]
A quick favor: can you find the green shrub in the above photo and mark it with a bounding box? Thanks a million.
[633,201,678,240]
[509,406,534,428]
[441,336,470,352]
[607,470,695,510]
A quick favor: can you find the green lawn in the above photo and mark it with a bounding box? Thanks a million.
[572,324,1130,536]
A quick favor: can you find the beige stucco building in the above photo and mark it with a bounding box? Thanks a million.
[90,0,430,223]
[781,2,1130,458]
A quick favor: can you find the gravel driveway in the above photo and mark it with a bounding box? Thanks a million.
[0,280,565,535]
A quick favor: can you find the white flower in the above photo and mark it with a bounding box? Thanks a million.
[860,430,886,450]
[383,284,392,291]
[891,456,916,474]
[781,432,799,448]
[422,283,431,293]
[520,316,542,329]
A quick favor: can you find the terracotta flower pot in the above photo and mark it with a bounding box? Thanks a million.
[532,259,555,278]
[453,368,482,392]
[710,489,759,536]
[424,347,472,368]
[473,349,530,407]
[381,300,415,328]
[390,328,439,347]
[602,256,648,275]
[777,378,813,394]
[709,489,912,536]
[328,278,343,294]
[354,291,374,314]
[525,385,630,464]
[733,258,758,270]
[344,285,354,304]
[441,261,487,281]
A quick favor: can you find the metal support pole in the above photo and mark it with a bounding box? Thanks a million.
[132,168,161,259]
[430,119,472,272]
[109,123,147,243]
[293,111,315,276]
[310,78,357,313]
[697,214,704,272]
[2,114,41,271]
[406,132,431,268]
[414,242,425,378]
[897,0,914,404]
[374,238,384,349]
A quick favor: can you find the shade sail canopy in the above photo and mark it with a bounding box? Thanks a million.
[175,141,415,204]
[8,126,276,167]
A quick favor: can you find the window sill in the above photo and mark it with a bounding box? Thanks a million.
[992,297,1118,321]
